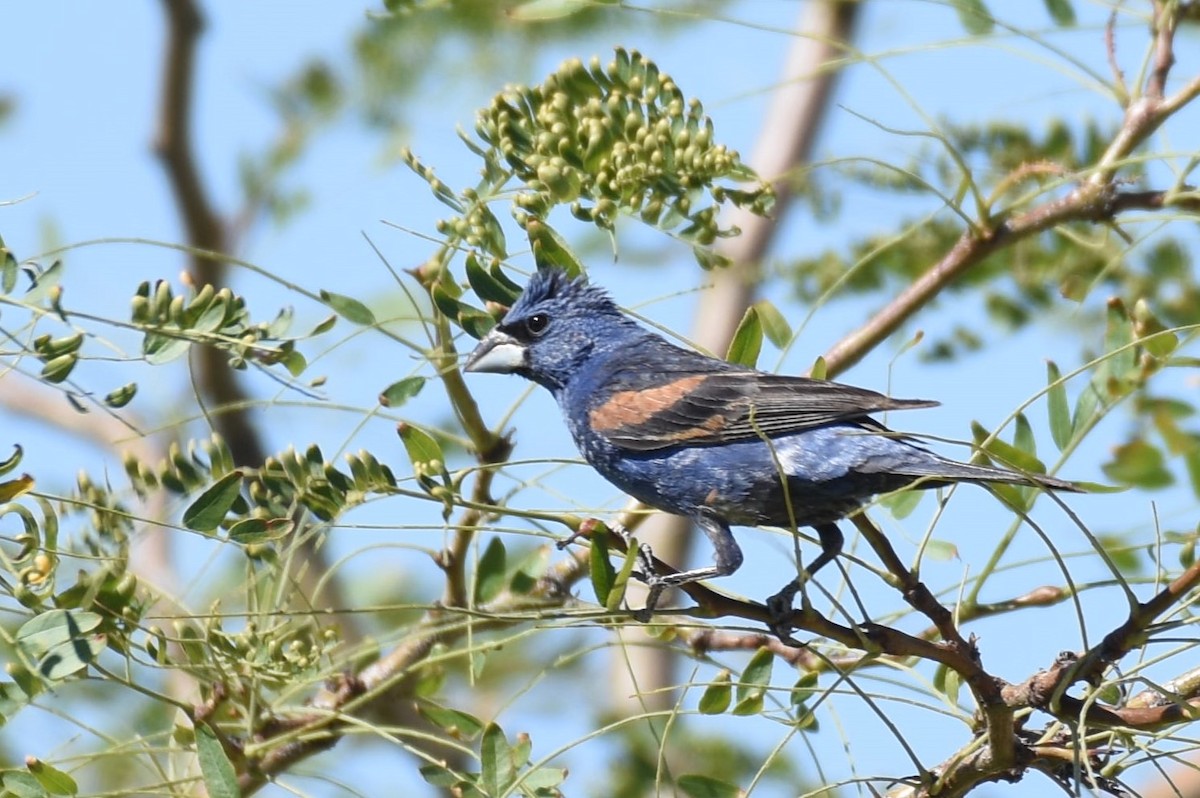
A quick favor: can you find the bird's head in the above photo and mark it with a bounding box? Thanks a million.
[463,269,636,392]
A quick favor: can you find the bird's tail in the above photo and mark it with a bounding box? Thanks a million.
[896,458,1081,493]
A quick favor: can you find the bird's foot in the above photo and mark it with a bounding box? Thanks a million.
[765,580,804,647]
[630,543,664,622]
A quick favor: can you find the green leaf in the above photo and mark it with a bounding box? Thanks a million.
[952,0,994,34]
[182,471,244,533]
[0,474,35,502]
[1072,380,1104,439]
[509,545,549,595]
[39,354,77,384]
[607,539,639,614]
[693,247,731,271]
[971,422,1047,475]
[526,220,584,278]
[1102,439,1174,489]
[474,537,507,605]
[430,282,464,321]
[457,306,496,340]
[320,289,376,326]
[192,298,228,335]
[1046,361,1071,451]
[379,376,426,408]
[677,774,743,798]
[1043,0,1075,25]
[520,767,568,791]
[195,723,239,798]
[15,609,104,680]
[880,487,922,520]
[0,444,22,477]
[1013,413,1036,458]
[753,300,792,348]
[508,0,590,20]
[143,332,192,365]
[418,764,462,790]
[725,306,762,368]
[1099,533,1142,573]
[24,260,63,306]
[2,770,49,798]
[27,759,77,796]
[309,314,338,336]
[280,349,307,378]
[808,356,827,381]
[104,382,138,408]
[698,670,732,715]
[791,671,818,705]
[475,205,508,259]
[1105,298,1136,383]
[733,646,773,715]
[480,723,515,797]
[418,702,484,740]
[465,254,520,304]
[227,517,294,545]
[923,539,960,562]
[397,423,445,469]
[1,239,17,294]
[589,527,615,606]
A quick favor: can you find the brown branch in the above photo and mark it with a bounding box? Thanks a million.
[1106,11,1126,104]
[154,0,264,470]
[1147,1,1177,101]
[818,3,1200,381]
[820,184,1198,379]
[1001,651,1200,734]
[1075,555,1200,685]
[155,0,222,258]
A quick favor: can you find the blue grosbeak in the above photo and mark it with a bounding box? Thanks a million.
[464,269,1077,624]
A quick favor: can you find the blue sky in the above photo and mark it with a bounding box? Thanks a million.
[3,2,1198,796]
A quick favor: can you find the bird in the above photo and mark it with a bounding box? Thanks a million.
[463,268,1078,632]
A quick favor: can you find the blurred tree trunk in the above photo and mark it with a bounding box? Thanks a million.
[609,0,862,716]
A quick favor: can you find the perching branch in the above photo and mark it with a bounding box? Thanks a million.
[820,0,1200,380]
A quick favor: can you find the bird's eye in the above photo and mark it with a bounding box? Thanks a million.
[524,313,550,337]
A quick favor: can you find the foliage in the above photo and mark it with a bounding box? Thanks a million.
[2,2,1200,798]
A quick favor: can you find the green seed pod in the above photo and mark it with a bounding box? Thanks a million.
[40,353,77,383]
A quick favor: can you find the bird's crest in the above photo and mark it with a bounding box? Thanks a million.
[513,268,618,316]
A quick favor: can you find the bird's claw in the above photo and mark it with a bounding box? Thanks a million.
[765,580,803,646]
[628,543,665,622]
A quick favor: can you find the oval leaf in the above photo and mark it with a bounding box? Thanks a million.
[753,300,792,348]
[195,722,239,798]
[227,517,294,545]
[27,759,78,796]
[466,254,520,304]
[526,220,583,278]
[320,290,376,326]
[379,376,426,408]
[590,527,616,606]
[182,471,244,533]
[474,536,507,605]
[677,774,743,798]
[1046,361,1071,451]
[725,306,762,368]
[698,671,732,715]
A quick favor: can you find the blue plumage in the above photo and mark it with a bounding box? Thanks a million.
[464,269,1077,628]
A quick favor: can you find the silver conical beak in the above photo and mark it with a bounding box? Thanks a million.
[463,329,526,373]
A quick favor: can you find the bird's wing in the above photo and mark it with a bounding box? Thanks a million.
[588,353,938,452]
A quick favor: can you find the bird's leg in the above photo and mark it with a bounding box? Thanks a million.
[766,522,844,643]
[629,511,744,623]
